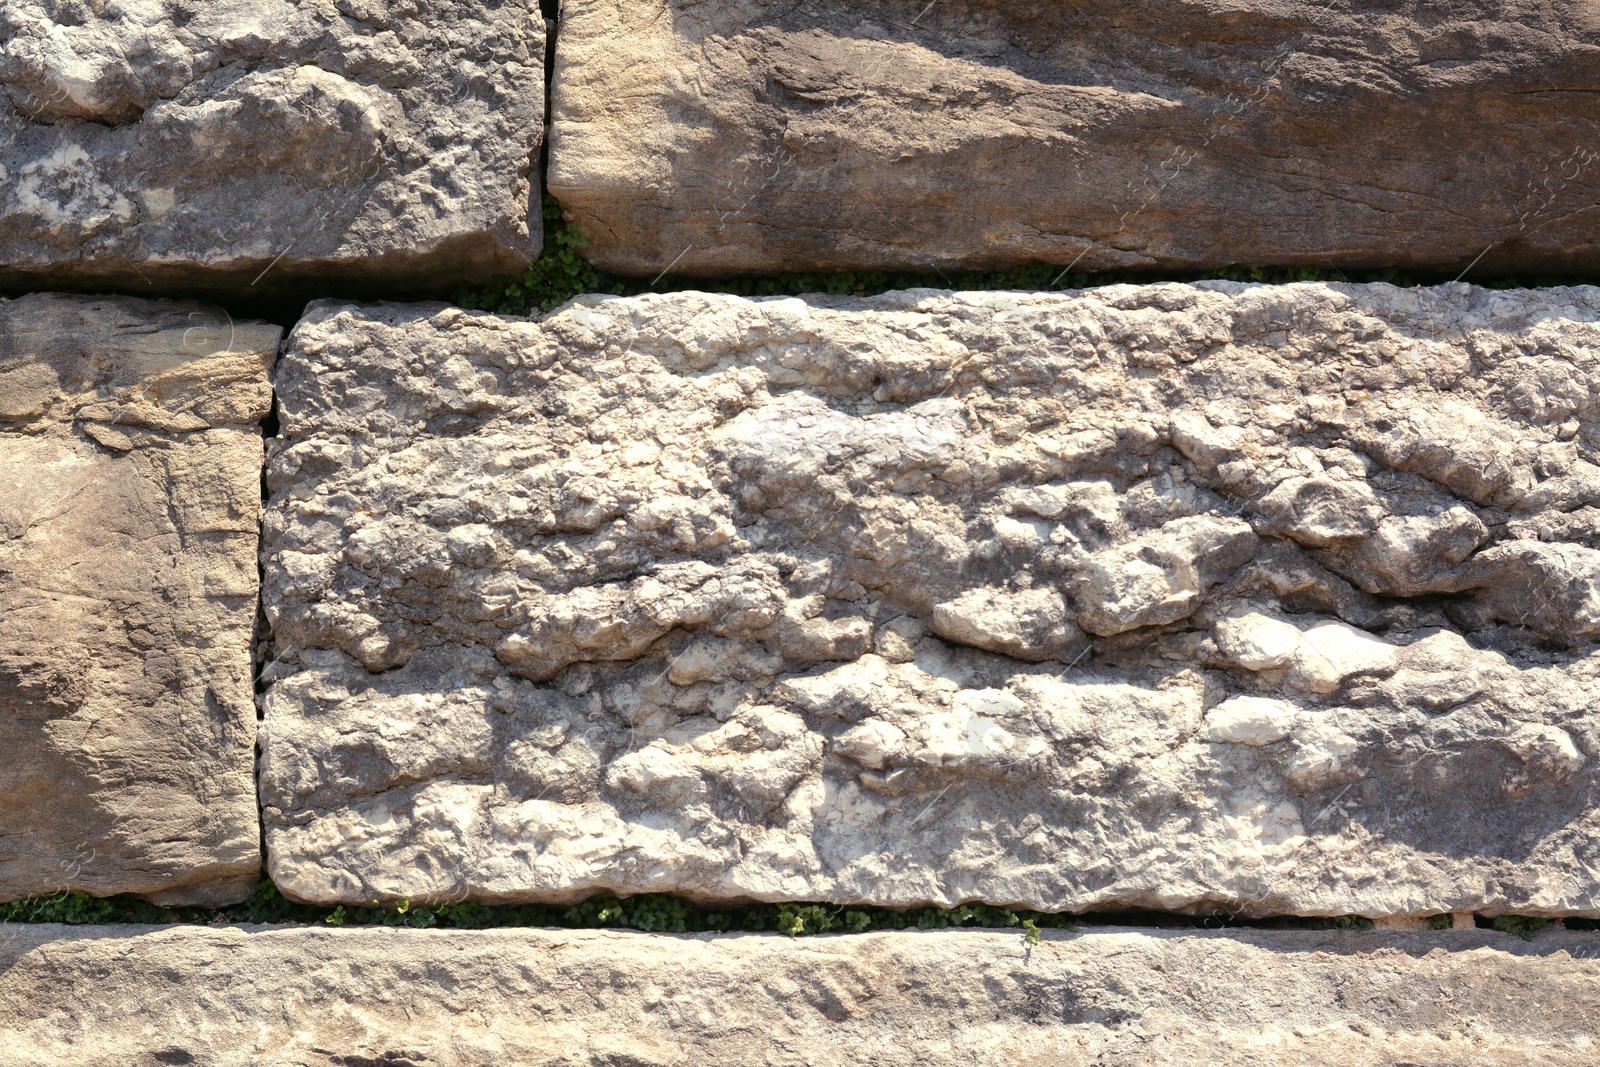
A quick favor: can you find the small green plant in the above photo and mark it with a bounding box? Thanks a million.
[0,891,170,924]
[562,898,627,927]
[1492,916,1549,941]
[247,879,330,924]
[456,196,630,314]
[1427,914,1454,930]
[776,904,832,936]
[435,901,495,928]
[1022,918,1042,945]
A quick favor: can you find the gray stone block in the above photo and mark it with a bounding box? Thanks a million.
[262,283,1600,918]
[0,0,546,300]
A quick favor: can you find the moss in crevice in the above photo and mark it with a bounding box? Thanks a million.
[247,882,1078,937]
[1490,915,1550,941]
[8,884,1545,941]
[0,892,178,926]
[455,196,1600,317]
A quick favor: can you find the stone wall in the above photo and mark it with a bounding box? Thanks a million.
[4,2,1600,1061]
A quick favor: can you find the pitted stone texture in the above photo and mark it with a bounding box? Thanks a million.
[549,0,1600,278]
[263,283,1600,917]
[0,0,544,300]
[4,924,1600,1066]
[0,293,276,906]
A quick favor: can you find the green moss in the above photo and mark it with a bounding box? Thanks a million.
[16,884,1569,941]
[455,196,1600,318]
[0,891,174,925]
[1305,915,1375,931]
[243,881,1077,937]
[455,196,626,314]
[1492,916,1549,941]
[0,881,1080,937]
[21,883,1571,941]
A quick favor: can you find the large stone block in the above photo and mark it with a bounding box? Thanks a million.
[1,293,276,906]
[262,283,1600,918]
[549,0,1600,278]
[0,0,545,300]
[3,924,1599,1065]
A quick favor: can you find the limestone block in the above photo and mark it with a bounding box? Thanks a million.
[1,293,277,906]
[0,0,545,299]
[549,0,1600,278]
[262,282,1600,918]
[3,924,1600,1065]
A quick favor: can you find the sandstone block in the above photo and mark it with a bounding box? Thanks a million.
[0,0,545,300]
[263,283,1600,918]
[549,0,1600,278]
[3,924,1600,1065]
[1,293,276,906]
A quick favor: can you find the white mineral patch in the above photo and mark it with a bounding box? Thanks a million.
[13,145,133,228]
[1289,622,1400,695]
[1216,613,1304,672]
[1205,696,1298,746]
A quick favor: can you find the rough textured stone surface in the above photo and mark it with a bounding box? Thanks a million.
[0,0,545,300]
[1,293,275,906]
[549,0,1600,278]
[263,283,1600,917]
[3,924,1600,1066]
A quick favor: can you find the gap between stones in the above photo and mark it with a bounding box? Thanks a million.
[0,886,1579,942]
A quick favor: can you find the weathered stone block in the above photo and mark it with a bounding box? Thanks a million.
[549,0,1600,278]
[0,0,545,300]
[263,283,1600,918]
[3,924,1599,1065]
[1,293,276,906]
